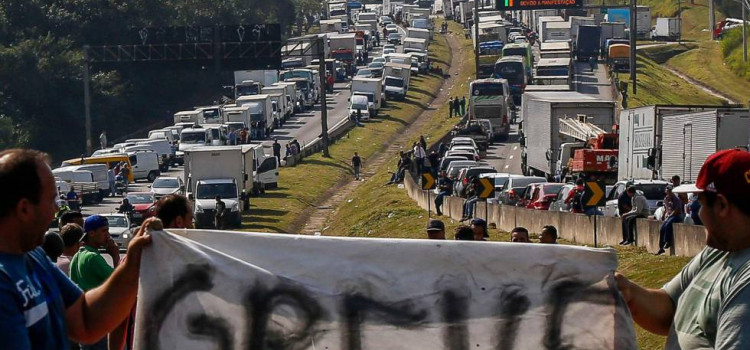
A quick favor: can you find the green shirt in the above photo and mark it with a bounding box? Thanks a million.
[663,246,750,349]
[69,245,113,291]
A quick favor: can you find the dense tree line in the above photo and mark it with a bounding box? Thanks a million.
[0,0,320,161]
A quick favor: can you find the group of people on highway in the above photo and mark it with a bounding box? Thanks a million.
[425,217,558,244]
[447,96,466,118]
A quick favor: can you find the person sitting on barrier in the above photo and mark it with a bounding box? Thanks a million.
[656,185,683,255]
[620,186,649,246]
[434,171,453,216]
[460,176,480,221]
[539,225,558,244]
[454,225,474,240]
[511,227,530,243]
[470,218,489,241]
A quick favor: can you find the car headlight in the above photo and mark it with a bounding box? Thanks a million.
[148,205,156,213]
[122,233,130,240]
[195,205,204,213]
[231,202,239,212]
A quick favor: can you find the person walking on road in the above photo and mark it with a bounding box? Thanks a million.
[352,152,362,180]
[99,130,107,150]
[119,161,130,193]
[273,138,282,164]
[108,168,116,197]
[616,149,750,349]
[460,96,466,116]
[448,97,454,118]
[214,195,226,230]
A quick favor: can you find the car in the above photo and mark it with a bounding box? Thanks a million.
[513,36,529,44]
[445,161,480,179]
[453,165,497,197]
[480,173,524,203]
[517,183,565,210]
[371,56,387,64]
[367,62,384,77]
[150,176,184,199]
[100,213,134,250]
[444,150,478,161]
[385,24,398,34]
[603,180,670,216]
[356,68,374,78]
[476,119,494,144]
[448,146,480,160]
[450,137,478,150]
[380,16,393,25]
[382,44,396,51]
[382,47,396,55]
[497,176,547,206]
[387,33,402,44]
[548,184,576,212]
[439,156,471,173]
[125,192,157,224]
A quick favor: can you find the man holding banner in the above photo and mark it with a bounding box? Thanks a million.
[617,149,750,349]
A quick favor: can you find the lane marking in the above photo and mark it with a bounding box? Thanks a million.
[513,146,518,150]
[504,165,510,169]
[509,155,514,159]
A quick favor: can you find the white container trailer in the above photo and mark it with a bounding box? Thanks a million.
[403,37,428,52]
[532,10,558,33]
[635,6,652,39]
[233,70,278,87]
[320,19,343,33]
[520,92,616,179]
[569,16,596,44]
[541,21,571,43]
[407,28,431,41]
[536,16,564,35]
[236,94,275,135]
[173,110,202,124]
[599,22,627,52]
[661,110,750,183]
[351,77,383,115]
[652,17,681,41]
[262,85,293,120]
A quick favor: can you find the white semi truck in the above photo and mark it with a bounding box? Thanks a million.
[351,77,383,116]
[236,94,275,136]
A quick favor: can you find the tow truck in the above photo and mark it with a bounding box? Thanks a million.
[557,115,619,184]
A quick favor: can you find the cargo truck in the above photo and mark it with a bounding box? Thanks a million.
[383,62,411,101]
[651,17,681,41]
[605,6,651,39]
[520,92,616,179]
[351,77,383,115]
[541,21,571,43]
[569,16,597,44]
[262,85,293,121]
[329,32,357,63]
[236,94,275,136]
[618,105,749,181]
[173,110,202,124]
[320,19,343,33]
[403,37,428,52]
[184,146,252,228]
[407,28,431,41]
[234,70,278,88]
[536,16,564,36]
[599,22,627,55]
[574,25,601,61]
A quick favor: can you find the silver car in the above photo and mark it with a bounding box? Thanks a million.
[101,213,134,250]
[150,176,184,199]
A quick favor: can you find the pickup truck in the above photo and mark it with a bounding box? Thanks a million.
[452,120,489,152]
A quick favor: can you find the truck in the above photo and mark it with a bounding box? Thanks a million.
[599,22,627,54]
[383,62,411,101]
[173,110,203,124]
[403,37,428,52]
[556,117,619,184]
[520,92,616,179]
[234,70,278,88]
[539,41,571,59]
[329,33,357,62]
[536,16,564,36]
[266,92,285,128]
[320,19,343,33]
[262,85,293,121]
[607,44,630,72]
[351,77,383,116]
[327,0,347,19]
[236,94,275,136]
[574,25,601,61]
[184,146,253,228]
[651,17,681,41]
[407,28,431,41]
[273,82,300,114]
[605,6,651,39]
[280,69,320,105]
[468,78,512,141]
[661,110,750,182]
[541,21,571,43]
[223,105,252,129]
[357,12,377,22]
[531,9,558,33]
[234,80,263,99]
[568,16,597,44]
[616,105,744,181]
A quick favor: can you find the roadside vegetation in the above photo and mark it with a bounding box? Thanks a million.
[242,25,450,233]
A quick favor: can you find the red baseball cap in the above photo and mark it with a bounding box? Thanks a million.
[673,149,750,204]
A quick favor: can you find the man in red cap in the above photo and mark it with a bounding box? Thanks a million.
[616,149,750,349]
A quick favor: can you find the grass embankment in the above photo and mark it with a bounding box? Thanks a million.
[322,18,475,238]
[240,25,450,233]
[616,52,724,107]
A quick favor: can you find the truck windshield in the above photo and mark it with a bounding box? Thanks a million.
[294,81,309,92]
[332,51,352,60]
[536,66,570,76]
[472,83,504,96]
[385,77,403,87]
[196,183,238,199]
[494,62,524,85]
[236,85,260,96]
[180,132,205,144]
[203,108,220,120]
[354,93,374,103]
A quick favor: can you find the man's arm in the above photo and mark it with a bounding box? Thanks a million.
[65,218,155,344]
[615,273,675,335]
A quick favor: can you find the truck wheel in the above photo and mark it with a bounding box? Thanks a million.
[147,171,158,182]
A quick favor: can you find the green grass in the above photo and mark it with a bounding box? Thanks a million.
[323,18,476,238]
[617,53,725,107]
[240,27,451,233]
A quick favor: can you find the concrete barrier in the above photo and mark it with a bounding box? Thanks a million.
[403,176,707,257]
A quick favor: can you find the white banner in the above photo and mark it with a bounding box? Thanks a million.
[134,230,637,350]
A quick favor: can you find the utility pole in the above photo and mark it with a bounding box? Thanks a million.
[678,0,682,42]
[318,37,331,157]
[709,0,715,40]
[83,46,93,155]
[473,0,480,79]
[743,0,748,62]
[630,0,637,94]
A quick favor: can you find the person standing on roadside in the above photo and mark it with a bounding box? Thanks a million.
[616,149,750,349]
[108,168,116,197]
[453,97,460,117]
[427,150,440,178]
[70,215,122,350]
[419,135,427,151]
[352,152,362,180]
[119,161,130,193]
[273,138,282,165]
[214,195,226,230]
[460,96,466,116]
[413,142,426,175]
[99,131,107,150]
[57,223,83,276]
[448,97,454,118]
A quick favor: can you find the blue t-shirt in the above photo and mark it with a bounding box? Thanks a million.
[0,247,83,350]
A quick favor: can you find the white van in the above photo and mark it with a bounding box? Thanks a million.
[63,164,110,198]
[127,151,161,182]
[126,138,175,170]
[148,129,177,145]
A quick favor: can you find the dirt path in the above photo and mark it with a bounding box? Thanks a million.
[299,31,466,235]
[663,65,739,104]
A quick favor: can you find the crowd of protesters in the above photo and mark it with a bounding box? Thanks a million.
[426,218,558,245]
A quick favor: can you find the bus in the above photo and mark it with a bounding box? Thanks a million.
[501,43,533,79]
[493,56,527,106]
[468,78,512,140]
